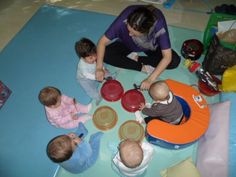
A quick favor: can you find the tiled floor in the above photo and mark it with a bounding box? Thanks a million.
[0,0,235,51]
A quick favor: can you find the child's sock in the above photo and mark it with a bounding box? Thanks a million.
[76,102,92,113]
[127,52,138,62]
[78,114,92,123]
[143,65,155,75]
[86,103,92,112]
[135,111,144,124]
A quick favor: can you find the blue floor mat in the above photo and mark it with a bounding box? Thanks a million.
[0,4,223,177]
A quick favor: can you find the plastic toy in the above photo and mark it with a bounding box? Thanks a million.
[181,39,203,61]
[146,79,210,149]
[184,59,221,96]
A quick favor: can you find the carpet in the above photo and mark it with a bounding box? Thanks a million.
[0,4,222,177]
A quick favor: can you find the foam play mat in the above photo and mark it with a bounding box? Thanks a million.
[2,4,234,177]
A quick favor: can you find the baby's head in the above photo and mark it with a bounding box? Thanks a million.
[75,38,97,64]
[38,86,61,108]
[149,80,170,102]
[47,134,75,163]
[119,139,143,168]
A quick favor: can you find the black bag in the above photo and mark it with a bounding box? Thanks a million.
[202,35,236,75]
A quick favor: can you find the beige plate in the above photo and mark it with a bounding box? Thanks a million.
[93,106,118,131]
[119,120,144,142]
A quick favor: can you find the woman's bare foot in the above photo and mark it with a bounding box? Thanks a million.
[127,52,139,62]
[141,65,155,74]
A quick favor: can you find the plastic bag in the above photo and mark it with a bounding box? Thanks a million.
[202,35,236,75]
[217,29,236,44]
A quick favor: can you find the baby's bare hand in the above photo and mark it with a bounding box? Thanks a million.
[68,133,82,144]
[139,103,145,110]
[71,114,78,120]
[140,79,152,90]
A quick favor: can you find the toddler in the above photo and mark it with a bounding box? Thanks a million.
[112,139,154,177]
[75,38,109,105]
[38,86,92,129]
[138,80,183,125]
[47,122,103,174]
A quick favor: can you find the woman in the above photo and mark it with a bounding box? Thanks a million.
[95,5,180,90]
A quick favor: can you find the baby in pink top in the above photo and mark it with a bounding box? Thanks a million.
[39,86,92,129]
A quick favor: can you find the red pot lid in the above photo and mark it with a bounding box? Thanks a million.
[100,80,124,102]
[121,89,145,112]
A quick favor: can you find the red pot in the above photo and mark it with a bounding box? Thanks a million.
[100,79,124,102]
[121,89,145,112]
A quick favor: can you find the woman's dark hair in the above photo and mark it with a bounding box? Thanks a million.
[127,5,156,34]
[75,38,96,58]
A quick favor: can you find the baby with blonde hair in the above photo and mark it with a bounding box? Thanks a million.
[139,80,183,125]
[112,139,154,176]
[39,86,92,129]
[149,80,170,101]
[119,139,143,168]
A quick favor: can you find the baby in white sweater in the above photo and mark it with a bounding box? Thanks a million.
[112,139,154,176]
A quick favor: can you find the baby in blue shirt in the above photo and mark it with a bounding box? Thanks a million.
[47,123,103,174]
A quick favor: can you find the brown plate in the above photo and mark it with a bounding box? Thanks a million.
[119,120,144,142]
[93,106,118,131]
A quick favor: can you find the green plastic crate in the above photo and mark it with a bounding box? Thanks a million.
[203,13,236,52]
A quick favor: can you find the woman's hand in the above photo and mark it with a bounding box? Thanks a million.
[140,49,172,90]
[140,78,152,90]
[96,68,105,81]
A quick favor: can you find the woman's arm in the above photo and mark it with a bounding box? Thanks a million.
[96,35,110,81]
[141,49,172,90]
